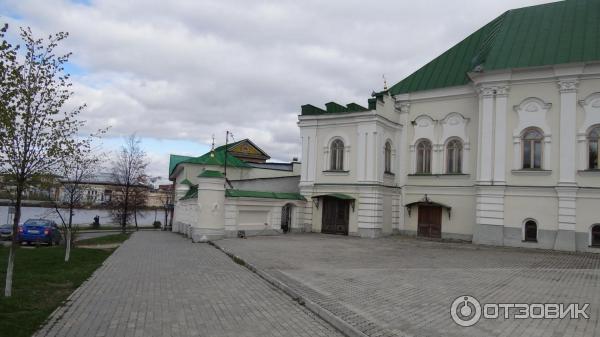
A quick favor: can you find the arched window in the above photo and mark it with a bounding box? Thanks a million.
[416,140,432,174]
[330,139,344,171]
[591,224,600,247]
[446,139,463,174]
[524,220,538,242]
[384,141,392,173]
[589,126,599,170]
[522,128,543,169]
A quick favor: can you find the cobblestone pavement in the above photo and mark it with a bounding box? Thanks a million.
[35,232,344,337]
[218,234,600,337]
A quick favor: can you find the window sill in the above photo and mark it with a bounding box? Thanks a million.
[407,173,470,179]
[578,170,600,176]
[511,169,552,176]
[522,240,538,243]
[322,170,350,176]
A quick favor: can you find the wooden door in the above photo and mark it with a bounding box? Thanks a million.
[417,206,442,238]
[322,197,349,235]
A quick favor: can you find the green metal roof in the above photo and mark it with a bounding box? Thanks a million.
[198,170,224,178]
[169,147,250,176]
[179,178,193,186]
[301,102,369,116]
[389,0,600,95]
[180,185,198,200]
[225,189,306,201]
[169,155,194,176]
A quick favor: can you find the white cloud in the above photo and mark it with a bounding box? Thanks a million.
[3,0,555,171]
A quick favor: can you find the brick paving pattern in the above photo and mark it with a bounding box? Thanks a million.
[34,232,344,337]
[219,234,600,337]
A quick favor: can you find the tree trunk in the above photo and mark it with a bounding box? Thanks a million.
[134,209,138,231]
[5,185,23,297]
[65,229,71,262]
[122,184,129,234]
[65,207,74,262]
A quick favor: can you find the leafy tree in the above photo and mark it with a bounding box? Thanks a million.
[109,135,149,233]
[0,26,87,297]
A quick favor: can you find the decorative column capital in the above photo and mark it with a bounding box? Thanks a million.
[558,78,579,93]
[494,85,510,97]
[477,85,495,97]
[395,101,410,114]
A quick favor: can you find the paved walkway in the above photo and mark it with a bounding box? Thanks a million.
[35,232,343,337]
[218,234,600,337]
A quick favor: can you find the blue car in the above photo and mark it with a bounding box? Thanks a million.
[18,219,62,246]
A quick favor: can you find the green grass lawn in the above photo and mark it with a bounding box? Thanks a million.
[76,233,131,246]
[0,244,121,337]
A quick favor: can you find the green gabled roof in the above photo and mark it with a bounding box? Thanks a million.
[180,185,198,200]
[198,170,224,178]
[169,155,194,176]
[389,0,600,95]
[170,147,250,176]
[225,189,306,201]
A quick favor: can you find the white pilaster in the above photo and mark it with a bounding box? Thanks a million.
[477,86,495,184]
[557,78,579,186]
[300,127,317,185]
[493,85,509,184]
[397,102,410,186]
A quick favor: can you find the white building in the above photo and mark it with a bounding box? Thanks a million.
[297,0,600,252]
[170,139,306,241]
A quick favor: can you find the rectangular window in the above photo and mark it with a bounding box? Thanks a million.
[523,142,532,168]
[590,140,598,169]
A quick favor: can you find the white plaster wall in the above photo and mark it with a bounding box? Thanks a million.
[503,188,558,231]
[402,187,475,237]
[224,197,305,233]
[506,81,560,185]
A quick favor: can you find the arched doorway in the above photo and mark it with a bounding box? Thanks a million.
[281,203,293,234]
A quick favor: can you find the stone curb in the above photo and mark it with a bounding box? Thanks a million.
[209,240,369,337]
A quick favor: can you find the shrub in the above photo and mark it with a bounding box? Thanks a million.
[152,221,161,229]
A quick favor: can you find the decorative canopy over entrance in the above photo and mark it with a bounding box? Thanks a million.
[312,193,355,211]
[405,194,452,219]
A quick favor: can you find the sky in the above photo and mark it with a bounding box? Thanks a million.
[0,0,556,182]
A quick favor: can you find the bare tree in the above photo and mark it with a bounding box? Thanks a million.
[0,26,88,297]
[110,135,149,233]
[54,138,102,262]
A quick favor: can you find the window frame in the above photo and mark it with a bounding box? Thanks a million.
[591,224,600,247]
[330,139,345,171]
[384,141,393,174]
[445,138,463,174]
[523,219,538,242]
[521,128,544,170]
[416,139,432,174]
[588,125,600,170]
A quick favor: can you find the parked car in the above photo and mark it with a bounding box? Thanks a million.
[18,219,62,246]
[0,224,13,240]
